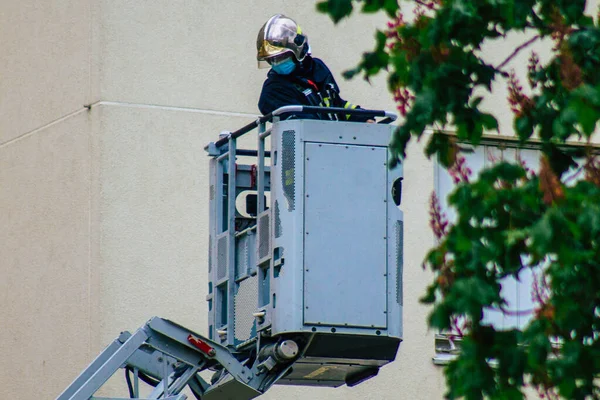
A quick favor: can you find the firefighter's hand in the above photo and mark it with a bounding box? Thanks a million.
[367,119,375,123]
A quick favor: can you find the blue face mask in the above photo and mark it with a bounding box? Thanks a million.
[271,58,296,75]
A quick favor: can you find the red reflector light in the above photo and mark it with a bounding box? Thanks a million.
[187,334,216,357]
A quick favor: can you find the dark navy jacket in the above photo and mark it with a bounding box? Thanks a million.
[258,56,369,122]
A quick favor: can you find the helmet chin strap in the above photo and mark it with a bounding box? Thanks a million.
[298,42,309,61]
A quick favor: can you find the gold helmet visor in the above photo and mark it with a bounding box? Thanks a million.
[257,41,291,68]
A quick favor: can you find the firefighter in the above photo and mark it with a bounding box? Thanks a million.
[256,14,374,122]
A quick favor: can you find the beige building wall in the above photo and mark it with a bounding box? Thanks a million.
[1,1,98,398]
[3,1,596,399]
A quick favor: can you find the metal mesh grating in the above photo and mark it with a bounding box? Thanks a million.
[217,236,228,280]
[396,220,404,306]
[281,130,296,211]
[234,276,258,343]
[258,213,270,260]
[209,184,215,201]
[274,200,282,238]
[235,236,249,278]
[208,235,212,273]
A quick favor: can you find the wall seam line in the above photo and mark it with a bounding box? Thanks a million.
[0,108,89,148]
[95,101,260,118]
[1,101,258,149]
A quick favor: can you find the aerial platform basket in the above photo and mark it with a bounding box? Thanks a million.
[206,105,404,387]
[57,106,404,400]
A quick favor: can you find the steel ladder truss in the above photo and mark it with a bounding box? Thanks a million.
[56,317,304,400]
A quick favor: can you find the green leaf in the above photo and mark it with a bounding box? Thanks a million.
[542,143,579,177]
[568,85,600,137]
[361,0,383,13]
[342,66,361,80]
[505,229,528,246]
[575,103,599,137]
[480,113,499,132]
[374,29,388,52]
[470,96,484,108]
[383,0,399,18]
[572,84,600,107]
[530,214,553,253]
[425,132,456,167]
[560,0,585,23]
[577,15,595,27]
[551,119,564,139]
[410,89,436,129]
[429,303,451,330]
[499,0,515,26]
[420,282,438,304]
[390,125,411,161]
[360,0,398,15]
[449,277,500,317]
[316,0,353,23]
[515,115,533,141]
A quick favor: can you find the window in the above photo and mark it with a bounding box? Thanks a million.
[432,140,582,364]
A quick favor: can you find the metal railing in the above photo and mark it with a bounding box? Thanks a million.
[206,105,397,152]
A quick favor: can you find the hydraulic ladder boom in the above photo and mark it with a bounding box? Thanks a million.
[56,317,298,400]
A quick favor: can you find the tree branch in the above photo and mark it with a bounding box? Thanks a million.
[495,35,540,71]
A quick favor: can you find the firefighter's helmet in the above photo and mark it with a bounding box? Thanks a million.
[256,14,309,68]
